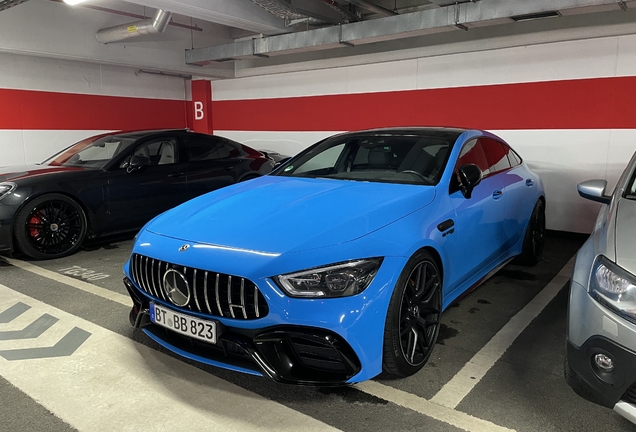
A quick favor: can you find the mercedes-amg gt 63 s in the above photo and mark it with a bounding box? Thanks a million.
[0,129,276,259]
[123,127,545,385]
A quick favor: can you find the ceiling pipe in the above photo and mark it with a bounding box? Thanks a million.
[96,9,173,44]
[346,0,397,16]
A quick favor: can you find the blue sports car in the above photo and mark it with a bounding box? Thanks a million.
[123,127,545,385]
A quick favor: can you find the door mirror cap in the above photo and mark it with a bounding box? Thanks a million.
[578,179,611,204]
[458,164,482,199]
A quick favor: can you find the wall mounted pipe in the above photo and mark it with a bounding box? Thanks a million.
[96,9,173,44]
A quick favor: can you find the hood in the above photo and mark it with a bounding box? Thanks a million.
[615,198,636,275]
[0,164,87,182]
[147,176,435,254]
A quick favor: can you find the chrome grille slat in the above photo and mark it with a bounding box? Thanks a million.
[143,256,151,296]
[203,272,213,314]
[254,286,260,318]
[150,259,158,299]
[227,275,234,318]
[215,273,223,317]
[130,253,267,320]
[240,278,247,319]
[193,269,201,311]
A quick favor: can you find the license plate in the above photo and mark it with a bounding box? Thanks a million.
[150,303,217,344]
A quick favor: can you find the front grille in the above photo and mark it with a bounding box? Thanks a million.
[623,382,636,404]
[131,253,268,320]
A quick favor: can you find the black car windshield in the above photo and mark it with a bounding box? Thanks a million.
[275,133,455,185]
[44,135,135,168]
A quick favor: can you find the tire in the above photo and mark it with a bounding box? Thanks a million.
[14,193,87,260]
[517,199,545,266]
[382,250,442,377]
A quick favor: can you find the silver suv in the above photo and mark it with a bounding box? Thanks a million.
[566,151,636,425]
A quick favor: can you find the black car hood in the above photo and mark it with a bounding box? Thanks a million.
[0,165,88,182]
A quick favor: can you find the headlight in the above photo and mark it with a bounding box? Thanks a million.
[275,258,383,298]
[0,182,16,201]
[590,256,636,324]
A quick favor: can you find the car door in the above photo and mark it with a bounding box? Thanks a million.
[181,133,244,200]
[482,139,531,250]
[105,137,189,232]
[444,137,508,293]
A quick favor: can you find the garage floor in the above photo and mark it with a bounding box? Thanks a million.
[0,232,635,432]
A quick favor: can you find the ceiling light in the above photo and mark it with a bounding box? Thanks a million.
[510,11,561,22]
[63,0,88,5]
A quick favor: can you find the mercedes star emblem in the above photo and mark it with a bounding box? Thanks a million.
[162,268,191,307]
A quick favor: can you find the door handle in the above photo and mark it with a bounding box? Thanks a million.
[223,166,234,171]
[526,179,534,187]
[492,189,503,199]
[168,172,185,178]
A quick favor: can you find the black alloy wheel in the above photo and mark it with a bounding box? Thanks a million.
[517,200,546,266]
[14,194,87,260]
[383,250,442,377]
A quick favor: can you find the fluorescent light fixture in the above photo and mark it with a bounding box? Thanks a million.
[63,0,88,5]
[511,11,561,22]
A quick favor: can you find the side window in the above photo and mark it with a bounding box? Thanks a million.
[482,139,511,175]
[508,148,522,167]
[122,138,177,168]
[185,135,240,161]
[456,139,490,176]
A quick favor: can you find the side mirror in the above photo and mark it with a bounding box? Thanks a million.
[127,154,151,173]
[578,179,611,204]
[458,164,482,199]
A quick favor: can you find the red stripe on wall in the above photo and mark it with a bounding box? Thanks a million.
[0,89,187,130]
[212,76,636,131]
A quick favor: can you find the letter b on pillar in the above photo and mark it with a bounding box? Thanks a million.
[190,80,213,133]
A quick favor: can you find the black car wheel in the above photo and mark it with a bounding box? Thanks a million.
[383,250,442,377]
[14,194,87,260]
[517,199,546,266]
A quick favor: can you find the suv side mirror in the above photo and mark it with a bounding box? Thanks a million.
[578,179,611,204]
[458,164,482,199]
[127,154,151,173]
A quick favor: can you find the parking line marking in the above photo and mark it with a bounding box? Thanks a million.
[0,284,343,432]
[430,257,575,409]
[1,257,131,306]
[356,381,515,432]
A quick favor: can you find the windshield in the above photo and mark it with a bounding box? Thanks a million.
[275,133,455,185]
[44,135,134,168]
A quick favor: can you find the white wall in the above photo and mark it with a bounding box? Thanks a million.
[0,52,188,167]
[212,33,636,234]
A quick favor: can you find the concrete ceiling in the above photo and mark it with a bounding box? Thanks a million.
[1,0,636,79]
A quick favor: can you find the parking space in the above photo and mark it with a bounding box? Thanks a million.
[1,232,635,432]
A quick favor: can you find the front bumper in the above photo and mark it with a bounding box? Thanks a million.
[567,277,636,422]
[126,275,362,385]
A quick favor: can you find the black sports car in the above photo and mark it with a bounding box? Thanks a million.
[0,129,277,259]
